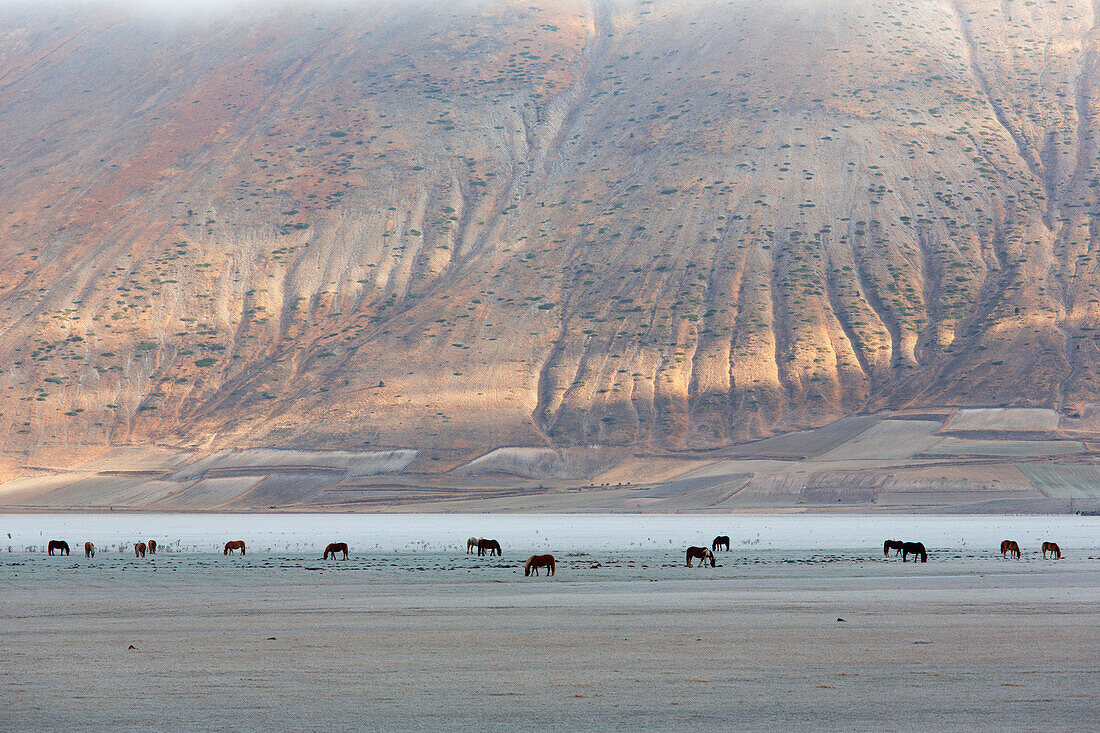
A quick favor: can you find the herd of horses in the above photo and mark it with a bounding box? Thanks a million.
[882,539,928,562]
[998,539,1062,559]
[880,539,1064,562]
[47,539,158,558]
[466,537,502,556]
[39,534,1068,573]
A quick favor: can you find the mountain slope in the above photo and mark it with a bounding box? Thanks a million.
[2,0,1100,460]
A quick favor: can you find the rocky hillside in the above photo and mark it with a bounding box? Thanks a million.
[2,0,1100,462]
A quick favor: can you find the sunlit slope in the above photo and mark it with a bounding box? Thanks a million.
[1,0,1100,457]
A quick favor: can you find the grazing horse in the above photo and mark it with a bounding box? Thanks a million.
[525,554,556,576]
[224,540,246,555]
[712,535,730,552]
[134,542,147,558]
[323,542,349,560]
[1042,542,1061,559]
[901,541,927,563]
[1000,540,1021,559]
[147,540,157,555]
[883,539,904,557]
[477,538,501,557]
[466,537,482,554]
[47,540,69,556]
[686,546,715,567]
[84,542,95,558]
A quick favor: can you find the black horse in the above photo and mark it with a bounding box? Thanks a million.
[883,539,904,557]
[47,540,70,556]
[901,541,927,563]
[477,538,502,556]
[712,535,730,552]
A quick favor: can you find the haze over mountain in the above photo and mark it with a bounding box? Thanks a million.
[3,0,1100,473]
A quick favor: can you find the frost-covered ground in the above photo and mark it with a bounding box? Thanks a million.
[3,513,1097,555]
[3,513,1098,731]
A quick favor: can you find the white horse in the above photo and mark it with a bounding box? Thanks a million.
[466,537,482,554]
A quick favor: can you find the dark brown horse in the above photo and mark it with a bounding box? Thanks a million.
[712,535,730,552]
[1042,541,1061,559]
[147,540,157,555]
[477,538,501,556]
[134,542,147,558]
[686,546,715,567]
[224,540,246,555]
[524,554,556,576]
[884,539,904,557]
[901,541,927,562]
[323,542,349,560]
[84,542,95,558]
[47,540,69,556]
[1000,540,1020,559]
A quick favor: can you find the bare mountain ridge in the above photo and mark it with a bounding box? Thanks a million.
[2,0,1100,468]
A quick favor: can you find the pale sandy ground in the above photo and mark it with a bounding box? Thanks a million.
[2,553,1098,732]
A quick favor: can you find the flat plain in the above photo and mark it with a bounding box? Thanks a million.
[3,548,1098,732]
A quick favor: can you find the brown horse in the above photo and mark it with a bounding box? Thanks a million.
[84,542,95,558]
[1042,541,1061,559]
[884,539,904,557]
[686,546,715,567]
[47,540,69,556]
[477,538,501,557]
[134,542,146,558]
[323,542,349,560]
[525,554,556,576]
[712,535,730,552]
[224,540,246,555]
[1000,540,1020,559]
[147,540,157,555]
